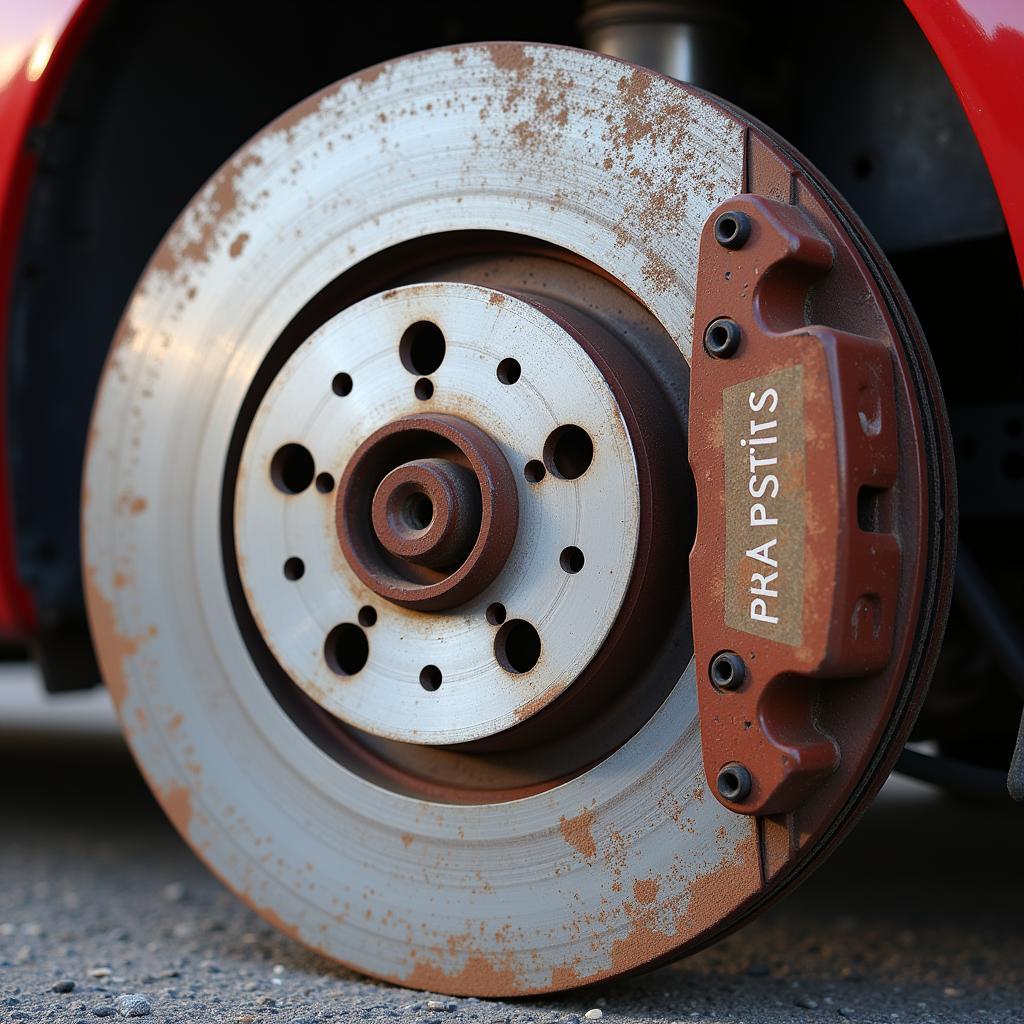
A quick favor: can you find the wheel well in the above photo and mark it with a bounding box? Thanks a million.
[10,0,1019,696]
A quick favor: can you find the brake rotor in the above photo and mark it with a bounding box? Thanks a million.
[82,43,954,995]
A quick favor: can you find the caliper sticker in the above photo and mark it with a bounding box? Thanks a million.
[723,364,805,646]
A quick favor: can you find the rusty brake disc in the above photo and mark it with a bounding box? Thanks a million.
[82,44,954,995]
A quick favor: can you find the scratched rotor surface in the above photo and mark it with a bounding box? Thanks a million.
[81,43,944,996]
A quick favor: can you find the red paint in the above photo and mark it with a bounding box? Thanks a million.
[0,0,106,638]
[0,0,1020,642]
[905,0,1024,277]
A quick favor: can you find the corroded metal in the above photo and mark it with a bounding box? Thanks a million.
[80,43,953,997]
[338,413,519,611]
[689,194,904,815]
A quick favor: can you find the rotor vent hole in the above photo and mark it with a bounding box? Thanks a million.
[495,619,541,674]
[270,443,316,494]
[332,372,353,396]
[324,623,369,676]
[524,460,546,484]
[497,358,521,385]
[419,665,443,691]
[283,557,305,581]
[403,492,434,531]
[400,321,446,376]
[486,602,507,626]
[544,425,593,480]
[358,605,377,627]
[414,378,434,401]
[560,546,585,574]
[316,472,335,494]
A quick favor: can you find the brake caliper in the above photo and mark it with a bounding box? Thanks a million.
[690,195,902,815]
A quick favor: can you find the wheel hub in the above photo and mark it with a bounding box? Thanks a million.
[233,281,653,745]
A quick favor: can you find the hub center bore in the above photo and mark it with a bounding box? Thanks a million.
[338,414,518,611]
[371,457,482,571]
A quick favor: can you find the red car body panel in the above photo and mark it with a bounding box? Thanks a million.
[0,0,1021,643]
[0,0,106,639]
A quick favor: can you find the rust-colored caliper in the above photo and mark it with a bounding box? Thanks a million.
[688,137,940,821]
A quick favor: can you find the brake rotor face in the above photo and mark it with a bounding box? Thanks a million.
[82,43,954,995]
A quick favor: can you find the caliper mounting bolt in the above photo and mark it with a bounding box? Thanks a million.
[703,317,742,359]
[713,210,751,250]
[709,650,746,691]
[717,763,753,803]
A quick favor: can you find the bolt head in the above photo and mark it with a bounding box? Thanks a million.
[714,209,751,249]
[703,318,742,359]
[709,650,746,691]
[716,762,752,802]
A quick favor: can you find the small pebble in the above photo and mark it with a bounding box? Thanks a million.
[52,979,76,993]
[943,988,964,998]
[584,1011,603,1021]
[794,996,819,1010]
[91,1006,116,1018]
[426,1000,457,1011]
[237,1016,256,1024]
[115,993,152,1017]
[89,968,113,979]
[162,882,188,903]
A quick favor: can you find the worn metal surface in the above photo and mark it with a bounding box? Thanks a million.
[688,195,908,815]
[82,43,749,994]
[239,282,639,742]
[336,407,521,614]
[80,41,953,997]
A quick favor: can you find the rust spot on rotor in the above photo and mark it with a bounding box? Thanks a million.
[403,952,524,999]
[158,781,193,834]
[82,564,154,707]
[485,43,535,76]
[633,877,660,904]
[559,809,597,860]
[229,232,250,258]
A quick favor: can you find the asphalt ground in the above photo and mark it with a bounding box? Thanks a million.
[2,668,1022,1024]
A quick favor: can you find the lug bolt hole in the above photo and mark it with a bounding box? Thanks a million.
[414,378,434,401]
[544,424,593,480]
[324,623,369,676]
[332,372,353,396]
[560,546,585,574]
[316,472,335,494]
[497,358,521,385]
[419,665,443,692]
[270,443,316,495]
[495,619,541,674]
[524,460,546,484]
[358,605,377,628]
[283,557,305,581]
[400,321,446,376]
[486,602,507,626]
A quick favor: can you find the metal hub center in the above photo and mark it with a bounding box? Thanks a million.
[233,281,642,745]
[337,413,519,611]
